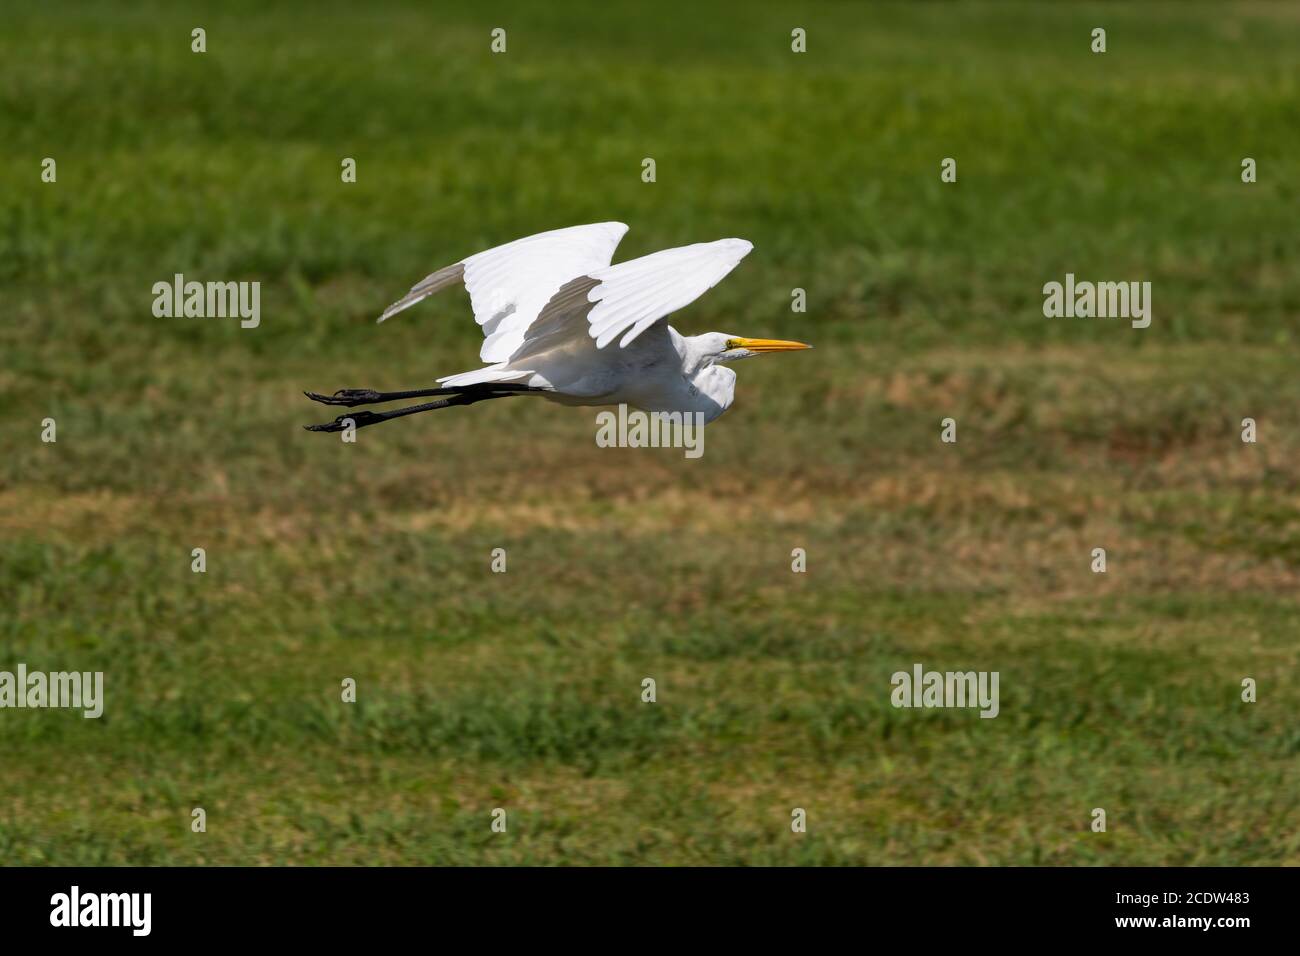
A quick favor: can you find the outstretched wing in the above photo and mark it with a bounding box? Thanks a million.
[434,235,755,391]
[378,221,629,363]
[583,238,753,348]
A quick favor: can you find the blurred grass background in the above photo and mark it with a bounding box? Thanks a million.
[0,0,1297,864]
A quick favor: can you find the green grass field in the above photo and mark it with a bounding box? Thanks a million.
[1,0,1297,865]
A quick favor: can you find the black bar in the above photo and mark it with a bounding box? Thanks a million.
[0,866,1282,943]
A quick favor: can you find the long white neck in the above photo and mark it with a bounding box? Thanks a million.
[669,327,735,423]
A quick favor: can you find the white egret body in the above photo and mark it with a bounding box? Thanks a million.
[305,222,810,431]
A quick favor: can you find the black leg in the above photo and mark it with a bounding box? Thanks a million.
[304,386,460,407]
[304,390,523,432]
[304,384,535,407]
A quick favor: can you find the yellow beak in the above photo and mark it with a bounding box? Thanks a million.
[729,337,814,353]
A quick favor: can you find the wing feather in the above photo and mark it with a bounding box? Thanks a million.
[584,238,753,348]
[377,221,629,363]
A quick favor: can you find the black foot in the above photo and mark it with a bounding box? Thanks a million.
[303,389,384,407]
[303,410,386,432]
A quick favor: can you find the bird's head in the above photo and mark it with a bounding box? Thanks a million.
[698,332,813,364]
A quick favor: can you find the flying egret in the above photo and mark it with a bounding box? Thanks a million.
[304,222,811,432]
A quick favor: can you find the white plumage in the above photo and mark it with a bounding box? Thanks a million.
[306,222,810,432]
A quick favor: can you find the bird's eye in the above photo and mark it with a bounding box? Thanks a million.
[724,338,739,351]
